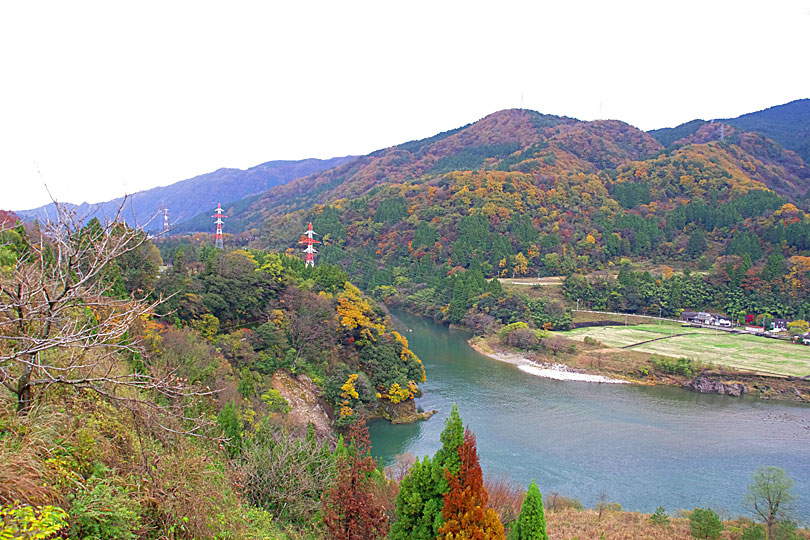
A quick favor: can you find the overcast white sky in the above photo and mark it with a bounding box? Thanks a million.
[2,0,808,210]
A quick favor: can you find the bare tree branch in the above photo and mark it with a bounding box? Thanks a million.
[0,197,214,435]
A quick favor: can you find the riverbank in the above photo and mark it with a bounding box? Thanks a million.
[468,333,810,403]
[469,338,628,384]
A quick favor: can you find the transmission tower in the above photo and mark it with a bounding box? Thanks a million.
[298,222,321,267]
[212,203,227,249]
[163,207,169,233]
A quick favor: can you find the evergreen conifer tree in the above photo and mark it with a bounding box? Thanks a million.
[511,480,547,540]
[391,404,465,540]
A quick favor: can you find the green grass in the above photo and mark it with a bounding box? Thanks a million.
[559,324,810,377]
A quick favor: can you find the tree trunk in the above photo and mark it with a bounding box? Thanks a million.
[16,361,33,414]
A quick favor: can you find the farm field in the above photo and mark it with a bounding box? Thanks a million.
[559,324,810,377]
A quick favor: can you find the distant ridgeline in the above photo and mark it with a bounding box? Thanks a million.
[15,156,355,232]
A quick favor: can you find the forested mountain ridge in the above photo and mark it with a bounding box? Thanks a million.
[191,105,810,325]
[205,109,668,237]
[16,155,355,232]
[223,107,809,259]
[649,98,810,163]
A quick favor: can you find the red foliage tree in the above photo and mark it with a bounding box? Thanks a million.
[322,420,389,540]
[438,428,505,540]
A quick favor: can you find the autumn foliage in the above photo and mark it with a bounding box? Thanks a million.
[322,420,389,540]
[438,428,505,540]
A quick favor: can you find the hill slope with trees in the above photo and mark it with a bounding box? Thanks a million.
[649,98,810,163]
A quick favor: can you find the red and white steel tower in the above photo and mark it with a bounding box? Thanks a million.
[212,203,227,249]
[298,222,321,267]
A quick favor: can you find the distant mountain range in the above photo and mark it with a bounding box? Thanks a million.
[13,99,808,244]
[15,156,356,232]
[649,99,810,163]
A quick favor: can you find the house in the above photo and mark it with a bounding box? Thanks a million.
[773,319,790,330]
[692,312,716,325]
[680,311,698,322]
[716,318,732,327]
[746,325,765,334]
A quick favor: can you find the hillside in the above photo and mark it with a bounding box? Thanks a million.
[206,108,809,255]
[16,156,355,232]
[164,106,810,328]
[649,99,810,163]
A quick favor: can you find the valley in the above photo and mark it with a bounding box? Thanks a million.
[3,99,810,539]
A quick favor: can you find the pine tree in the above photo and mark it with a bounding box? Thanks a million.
[511,480,547,540]
[322,420,388,540]
[391,404,465,540]
[438,428,505,539]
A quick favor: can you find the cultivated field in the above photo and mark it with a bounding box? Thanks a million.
[559,324,810,377]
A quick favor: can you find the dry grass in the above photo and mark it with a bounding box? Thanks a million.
[561,325,810,377]
[499,277,567,302]
[0,400,68,507]
[546,509,810,540]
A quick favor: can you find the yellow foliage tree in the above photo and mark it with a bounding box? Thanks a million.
[386,382,411,404]
[513,252,529,277]
[336,283,385,341]
[339,373,360,417]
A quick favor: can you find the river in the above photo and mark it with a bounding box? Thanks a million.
[369,310,810,519]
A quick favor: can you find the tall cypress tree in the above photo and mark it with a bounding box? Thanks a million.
[391,404,465,540]
[511,480,548,540]
[438,428,505,540]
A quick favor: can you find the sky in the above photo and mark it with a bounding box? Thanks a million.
[2,0,808,210]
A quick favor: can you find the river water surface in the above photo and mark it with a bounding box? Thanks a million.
[369,311,810,518]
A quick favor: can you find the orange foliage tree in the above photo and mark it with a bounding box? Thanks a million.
[322,420,389,540]
[438,428,505,540]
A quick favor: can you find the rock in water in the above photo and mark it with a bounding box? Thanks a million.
[684,374,746,397]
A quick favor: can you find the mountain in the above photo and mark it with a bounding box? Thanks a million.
[649,99,810,163]
[187,110,665,235]
[175,107,810,301]
[15,156,356,232]
[206,107,809,238]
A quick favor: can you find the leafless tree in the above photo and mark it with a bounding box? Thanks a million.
[0,201,214,425]
[541,335,572,357]
[281,286,336,369]
[239,427,336,521]
[384,452,416,483]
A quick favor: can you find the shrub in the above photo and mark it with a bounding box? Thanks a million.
[541,336,574,357]
[261,389,292,414]
[0,503,68,539]
[498,322,530,344]
[544,492,582,512]
[741,523,766,540]
[507,328,540,349]
[651,357,700,378]
[239,426,336,523]
[689,507,723,539]
[650,506,670,526]
[67,476,140,540]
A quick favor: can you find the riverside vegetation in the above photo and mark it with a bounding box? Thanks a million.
[162,108,810,397]
[4,101,810,538]
[3,211,807,539]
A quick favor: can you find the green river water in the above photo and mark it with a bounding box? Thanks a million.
[369,310,810,518]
